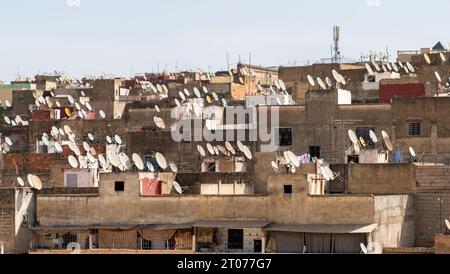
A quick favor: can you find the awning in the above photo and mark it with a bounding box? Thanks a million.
[30,223,194,231]
[265,223,378,234]
[194,220,270,229]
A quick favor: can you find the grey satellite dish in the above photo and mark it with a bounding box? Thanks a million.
[4,137,13,147]
[225,141,236,155]
[68,155,79,169]
[242,145,253,160]
[173,181,182,194]
[169,161,178,173]
[114,135,122,145]
[88,133,95,142]
[17,177,25,187]
[99,110,106,119]
[119,153,132,170]
[155,152,168,170]
[325,77,333,88]
[4,116,11,125]
[206,143,215,155]
[55,142,63,153]
[197,145,206,157]
[369,130,378,143]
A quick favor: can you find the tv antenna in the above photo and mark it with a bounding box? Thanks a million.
[332,26,342,63]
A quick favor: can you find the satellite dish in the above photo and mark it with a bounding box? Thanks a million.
[213,146,220,156]
[222,98,228,107]
[68,133,76,143]
[4,137,13,146]
[317,77,326,90]
[88,133,95,142]
[85,102,92,112]
[445,219,450,231]
[75,102,81,111]
[353,142,361,155]
[98,154,107,169]
[109,153,121,168]
[406,62,415,73]
[5,100,11,108]
[212,92,219,101]
[237,141,244,152]
[217,145,227,155]
[155,152,168,169]
[197,145,206,157]
[81,91,86,97]
[132,153,144,170]
[68,155,79,168]
[183,88,190,96]
[424,53,431,65]
[99,110,106,119]
[90,147,97,156]
[63,125,72,134]
[106,136,112,144]
[15,115,22,124]
[274,80,281,90]
[79,99,86,106]
[87,152,96,163]
[17,177,25,187]
[4,116,11,125]
[206,95,213,104]
[332,69,340,83]
[369,130,378,143]
[320,166,332,181]
[392,62,399,72]
[147,162,155,172]
[194,87,201,98]
[242,145,253,160]
[119,153,132,170]
[78,111,84,119]
[360,243,368,254]
[27,174,35,188]
[169,161,178,173]
[173,181,182,194]
[271,161,279,172]
[307,75,315,87]
[348,130,358,145]
[156,84,163,93]
[174,98,181,108]
[371,61,381,72]
[31,175,42,190]
[202,86,209,94]
[386,62,392,71]
[114,135,122,145]
[68,141,77,152]
[325,77,333,88]
[206,143,215,155]
[435,71,442,82]
[154,105,160,113]
[381,63,387,73]
[324,166,335,180]
[11,120,17,126]
[225,141,236,155]
[154,117,166,129]
[179,91,186,101]
[279,79,287,91]
[409,146,416,158]
[55,142,63,153]
[365,63,374,75]
[381,130,394,152]
[82,142,90,152]
[440,53,446,63]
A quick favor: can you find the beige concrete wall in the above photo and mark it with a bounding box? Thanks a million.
[348,164,415,194]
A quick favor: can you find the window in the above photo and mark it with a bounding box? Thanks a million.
[228,229,244,250]
[367,75,376,83]
[356,127,375,149]
[62,233,77,249]
[254,239,262,253]
[284,185,293,194]
[407,122,421,136]
[66,173,79,187]
[276,128,293,147]
[309,146,321,159]
[142,238,152,250]
[115,181,125,192]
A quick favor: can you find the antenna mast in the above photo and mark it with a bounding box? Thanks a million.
[333,26,342,64]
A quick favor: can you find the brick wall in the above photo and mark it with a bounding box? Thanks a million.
[0,189,15,254]
[415,193,450,247]
[415,166,450,191]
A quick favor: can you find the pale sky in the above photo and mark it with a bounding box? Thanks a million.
[0,0,448,81]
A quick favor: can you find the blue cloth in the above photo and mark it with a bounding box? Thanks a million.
[393,150,403,163]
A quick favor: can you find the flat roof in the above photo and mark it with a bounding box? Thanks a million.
[265,223,378,234]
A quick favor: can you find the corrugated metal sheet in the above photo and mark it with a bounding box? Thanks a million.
[265,223,377,234]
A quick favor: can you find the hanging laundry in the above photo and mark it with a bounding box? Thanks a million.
[393,150,403,163]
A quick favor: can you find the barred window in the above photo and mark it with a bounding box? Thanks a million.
[407,122,421,136]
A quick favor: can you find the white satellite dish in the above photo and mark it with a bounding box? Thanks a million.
[369,130,378,143]
[4,137,13,146]
[106,136,112,144]
[183,88,190,97]
[365,63,374,75]
[156,84,163,93]
[68,155,79,168]
[392,63,399,72]
[332,69,340,83]
[81,91,86,97]
[360,243,368,254]
[5,100,12,108]
[99,110,106,119]
[11,120,17,126]
[206,143,215,155]
[17,177,25,187]
[79,99,86,106]
[406,62,415,73]
[174,98,181,107]
[274,80,281,90]
[212,92,219,101]
[445,219,450,231]
[317,77,326,90]
[173,181,183,194]
[4,116,11,125]
[194,87,202,98]
[87,152,96,163]
[381,63,387,73]
[279,79,287,91]
[324,166,335,180]
[348,130,359,145]
[237,141,244,152]
[242,145,253,160]
[119,153,132,170]
[68,133,76,143]
[222,98,228,107]
[386,62,392,71]
[371,61,381,72]
[325,77,333,88]
[179,91,186,101]
[154,105,160,113]
[55,142,63,153]
[147,162,155,172]
[75,102,81,111]
[225,141,236,155]
[155,152,168,170]
[213,146,220,156]
[435,71,442,82]
[82,142,90,152]
[320,166,332,181]
[114,135,122,145]
[85,102,93,112]
[409,146,416,158]
[132,153,144,170]
[88,133,95,142]
[307,75,315,87]
[440,53,446,63]
[15,115,22,124]
[217,145,227,155]
[68,141,77,152]
[381,130,394,152]
[63,125,72,134]
[98,154,107,169]
[197,145,206,157]
[424,53,431,65]
[27,174,35,188]
[68,95,75,104]
[169,161,178,173]
[31,175,42,190]
[109,153,121,168]
[154,117,166,129]
[271,161,279,172]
